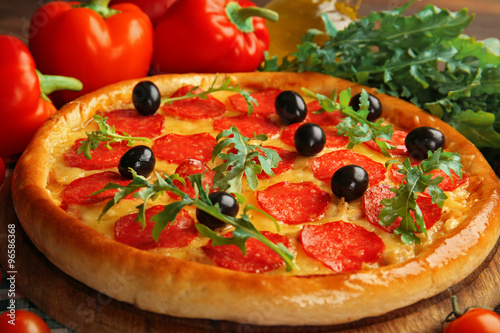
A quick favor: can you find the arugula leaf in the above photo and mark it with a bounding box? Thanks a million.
[261,0,500,169]
[77,115,150,159]
[212,126,281,193]
[379,149,463,244]
[94,170,297,271]
[302,88,395,155]
[162,76,257,116]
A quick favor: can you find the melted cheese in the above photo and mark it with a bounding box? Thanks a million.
[45,91,474,276]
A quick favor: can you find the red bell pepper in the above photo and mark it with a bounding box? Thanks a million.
[151,0,278,74]
[109,0,177,26]
[28,0,153,105]
[0,36,83,158]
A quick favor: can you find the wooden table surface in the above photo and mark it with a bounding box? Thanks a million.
[1,0,499,43]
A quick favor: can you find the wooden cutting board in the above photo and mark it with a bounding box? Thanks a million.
[1,175,499,333]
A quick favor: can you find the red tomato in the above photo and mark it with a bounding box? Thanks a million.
[0,310,50,333]
[110,0,177,25]
[0,156,5,184]
[444,308,500,333]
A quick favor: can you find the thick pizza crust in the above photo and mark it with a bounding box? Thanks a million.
[11,72,500,326]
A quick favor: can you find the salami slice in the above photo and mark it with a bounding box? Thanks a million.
[64,140,131,170]
[202,231,291,273]
[152,133,216,164]
[388,163,467,191]
[213,115,280,138]
[300,221,385,273]
[162,85,226,119]
[229,88,282,117]
[305,101,345,126]
[168,159,216,199]
[61,171,132,205]
[280,122,348,148]
[104,109,165,138]
[256,181,330,224]
[362,183,442,233]
[114,206,197,250]
[311,149,386,186]
[363,129,409,156]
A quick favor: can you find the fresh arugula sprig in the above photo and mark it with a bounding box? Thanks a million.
[77,114,150,159]
[212,126,281,194]
[261,0,500,168]
[379,148,463,244]
[93,170,297,271]
[302,87,395,155]
[162,76,257,116]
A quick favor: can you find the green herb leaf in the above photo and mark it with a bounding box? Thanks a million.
[77,114,150,159]
[162,76,258,116]
[212,126,281,193]
[302,87,395,155]
[94,171,297,271]
[379,149,463,244]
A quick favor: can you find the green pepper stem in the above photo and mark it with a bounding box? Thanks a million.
[226,2,279,33]
[36,70,83,102]
[75,0,120,19]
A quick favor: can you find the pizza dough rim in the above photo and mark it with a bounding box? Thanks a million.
[11,72,500,326]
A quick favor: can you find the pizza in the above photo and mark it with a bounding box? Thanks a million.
[11,72,500,326]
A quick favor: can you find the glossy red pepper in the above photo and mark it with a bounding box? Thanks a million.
[109,0,178,26]
[28,0,153,105]
[151,0,278,74]
[0,36,82,158]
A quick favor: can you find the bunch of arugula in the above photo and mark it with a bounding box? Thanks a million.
[302,88,395,155]
[261,0,500,170]
[78,77,257,159]
[94,170,296,271]
[379,149,463,244]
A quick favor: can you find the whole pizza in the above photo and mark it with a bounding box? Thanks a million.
[11,72,500,326]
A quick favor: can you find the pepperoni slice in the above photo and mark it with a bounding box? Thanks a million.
[280,122,348,148]
[300,221,385,273]
[168,159,216,199]
[152,133,216,164]
[114,206,197,250]
[363,129,409,156]
[362,183,442,233]
[229,88,282,117]
[161,85,226,119]
[213,115,280,138]
[104,109,164,138]
[305,101,345,126]
[202,231,291,273]
[256,181,330,224]
[64,140,131,170]
[61,171,132,205]
[311,149,386,186]
[388,163,467,191]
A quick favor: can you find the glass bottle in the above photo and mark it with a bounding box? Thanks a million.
[264,0,362,59]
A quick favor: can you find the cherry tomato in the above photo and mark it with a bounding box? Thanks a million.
[0,156,5,184]
[444,308,500,333]
[0,310,50,333]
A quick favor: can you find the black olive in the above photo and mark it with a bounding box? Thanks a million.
[405,126,445,160]
[331,165,369,202]
[349,93,382,122]
[118,145,156,179]
[275,90,307,125]
[196,192,239,230]
[132,81,161,116]
[294,123,326,156]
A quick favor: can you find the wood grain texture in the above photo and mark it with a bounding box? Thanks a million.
[1,176,499,332]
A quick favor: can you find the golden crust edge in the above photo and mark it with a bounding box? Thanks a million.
[11,72,500,326]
